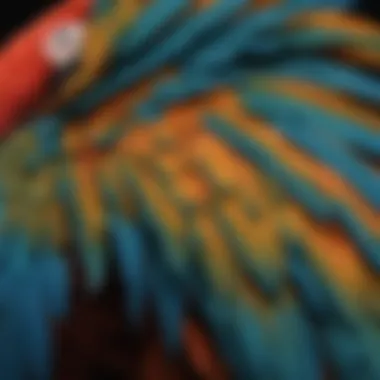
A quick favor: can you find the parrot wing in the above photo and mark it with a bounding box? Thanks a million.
[1,2,380,380]
[62,8,380,380]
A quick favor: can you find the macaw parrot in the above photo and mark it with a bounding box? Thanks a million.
[0,0,379,379]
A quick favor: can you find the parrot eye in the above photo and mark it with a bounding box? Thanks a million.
[43,22,86,69]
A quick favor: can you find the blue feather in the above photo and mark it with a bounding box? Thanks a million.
[108,215,146,324]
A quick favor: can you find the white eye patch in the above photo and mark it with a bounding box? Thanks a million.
[43,22,86,69]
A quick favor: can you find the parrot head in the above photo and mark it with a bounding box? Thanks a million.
[0,0,94,137]
[0,0,143,137]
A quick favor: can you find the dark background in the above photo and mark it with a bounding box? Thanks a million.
[0,0,58,42]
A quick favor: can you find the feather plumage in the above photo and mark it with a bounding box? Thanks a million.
[1,0,380,379]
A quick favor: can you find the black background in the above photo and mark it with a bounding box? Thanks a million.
[0,0,58,43]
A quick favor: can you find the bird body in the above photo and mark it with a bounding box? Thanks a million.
[0,0,379,379]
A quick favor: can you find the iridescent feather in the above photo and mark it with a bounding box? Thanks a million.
[0,0,380,379]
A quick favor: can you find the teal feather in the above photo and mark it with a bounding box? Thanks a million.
[109,216,147,324]
[242,92,380,208]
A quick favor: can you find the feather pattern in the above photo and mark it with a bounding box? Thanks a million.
[1,0,380,379]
